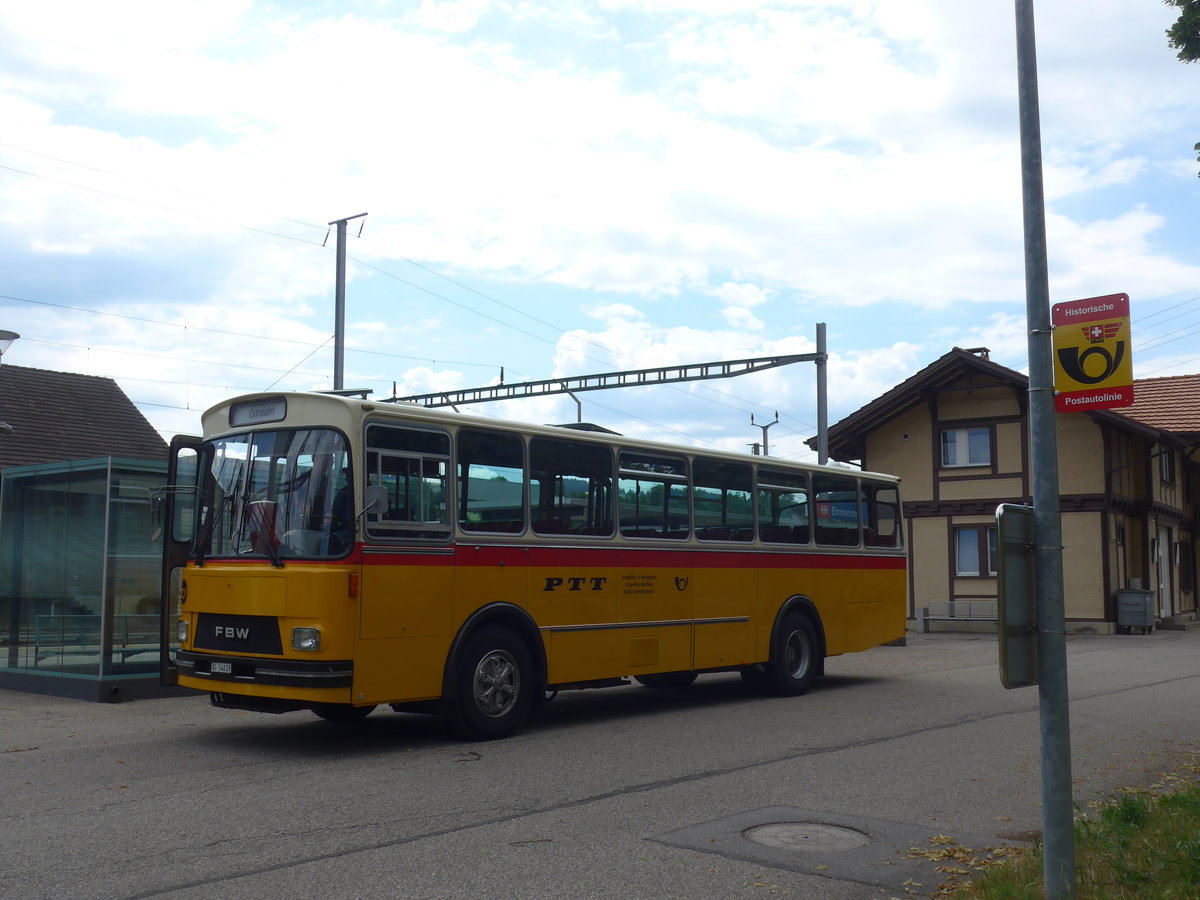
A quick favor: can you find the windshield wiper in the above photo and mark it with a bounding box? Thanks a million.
[193,492,231,568]
[258,517,284,569]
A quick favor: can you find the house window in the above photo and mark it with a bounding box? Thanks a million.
[1160,447,1177,485]
[955,525,997,576]
[941,427,990,467]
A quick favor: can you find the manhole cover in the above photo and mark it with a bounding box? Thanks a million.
[743,822,870,852]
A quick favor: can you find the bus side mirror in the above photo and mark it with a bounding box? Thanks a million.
[150,491,165,542]
[361,484,388,518]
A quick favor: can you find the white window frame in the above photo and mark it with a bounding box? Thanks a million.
[1159,446,1177,485]
[941,426,991,468]
[955,525,997,577]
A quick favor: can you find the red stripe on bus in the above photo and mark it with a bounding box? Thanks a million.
[359,543,905,570]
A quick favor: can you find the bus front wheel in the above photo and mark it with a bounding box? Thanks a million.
[763,612,818,696]
[451,626,534,740]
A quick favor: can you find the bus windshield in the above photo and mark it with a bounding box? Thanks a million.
[197,428,353,561]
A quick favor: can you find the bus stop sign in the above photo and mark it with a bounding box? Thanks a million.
[996,503,1038,689]
[1051,292,1134,412]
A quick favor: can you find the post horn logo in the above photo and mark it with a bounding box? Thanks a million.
[1057,327,1126,385]
[674,577,689,591]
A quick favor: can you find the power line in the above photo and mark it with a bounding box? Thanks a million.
[1132,293,1200,324]
[0,139,324,233]
[350,250,817,431]
[3,142,818,435]
[19,335,332,380]
[1,144,824,441]
[0,291,503,371]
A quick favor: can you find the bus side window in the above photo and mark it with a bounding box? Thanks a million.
[530,437,614,536]
[813,472,860,547]
[363,424,451,541]
[458,428,526,534]
[757,469,809,544]
[618,451,688,540]
[694,458,753,541]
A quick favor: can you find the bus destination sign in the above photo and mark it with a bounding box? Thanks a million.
[1051,292,1134,413]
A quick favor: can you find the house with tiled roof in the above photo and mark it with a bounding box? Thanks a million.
[811,348,1198,632]
[1,363,170,700]
[1119,374,1200,437]
[0,363,166,469]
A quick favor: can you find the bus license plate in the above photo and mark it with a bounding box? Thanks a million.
[210,661,233,674]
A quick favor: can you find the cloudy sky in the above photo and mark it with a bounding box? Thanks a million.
[2,0,1197,461]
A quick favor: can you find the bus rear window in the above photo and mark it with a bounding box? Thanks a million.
[862,480,902,548]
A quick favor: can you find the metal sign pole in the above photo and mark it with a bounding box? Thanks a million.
[1014,1,1076,896]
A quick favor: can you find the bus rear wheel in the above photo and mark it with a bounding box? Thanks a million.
[763,612,818,696]
[451,626,534,740]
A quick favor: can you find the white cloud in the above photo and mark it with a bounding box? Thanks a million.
[1047,208,1200,302]
[584,303,646,324]
[1,0,1197,448]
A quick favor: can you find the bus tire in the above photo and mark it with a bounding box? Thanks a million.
[451,625,533,740]
[311,703,376,722]
[764,612,818,696]
[635,672,698,690]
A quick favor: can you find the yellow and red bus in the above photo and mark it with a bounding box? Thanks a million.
[160,392,906,739]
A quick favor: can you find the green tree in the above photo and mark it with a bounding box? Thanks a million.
[1165,0,1200,61]
[1165,1,1200,174]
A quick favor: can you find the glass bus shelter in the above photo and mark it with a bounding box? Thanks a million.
[0,456,175,701]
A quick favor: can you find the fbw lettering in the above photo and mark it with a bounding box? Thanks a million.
[543,576,608,592]
[214,625,250,639]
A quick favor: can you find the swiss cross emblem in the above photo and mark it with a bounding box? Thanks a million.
[1083,322,1121,344]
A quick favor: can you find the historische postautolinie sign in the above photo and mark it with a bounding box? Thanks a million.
[1051,292,1134,412]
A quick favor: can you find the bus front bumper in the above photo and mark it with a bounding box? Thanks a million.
[175,650,354,688]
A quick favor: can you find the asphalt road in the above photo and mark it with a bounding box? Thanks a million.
[3,629,1199,900]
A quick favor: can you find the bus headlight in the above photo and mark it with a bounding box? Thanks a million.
[292,627,321,651]
[176,619,188,642]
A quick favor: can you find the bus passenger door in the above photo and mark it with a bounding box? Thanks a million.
[157,434,201,687]
[355,449,456,705]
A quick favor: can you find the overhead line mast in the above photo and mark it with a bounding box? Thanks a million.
[327,212,368,391]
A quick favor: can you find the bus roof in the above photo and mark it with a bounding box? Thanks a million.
[201,390,900,483]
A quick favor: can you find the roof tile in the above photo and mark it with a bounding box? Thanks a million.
[0,364,167,469]
[1116,373,1200,433]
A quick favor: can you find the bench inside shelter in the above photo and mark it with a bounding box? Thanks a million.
[34,614,160,664]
